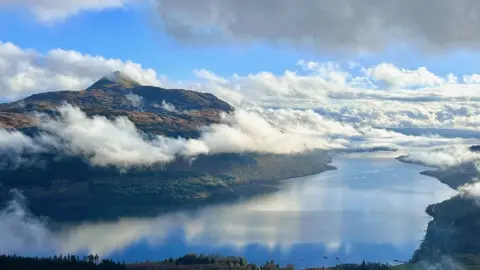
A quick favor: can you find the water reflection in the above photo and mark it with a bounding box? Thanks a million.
[2,154,457,266]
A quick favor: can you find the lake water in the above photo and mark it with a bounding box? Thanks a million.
[2,153,457,268]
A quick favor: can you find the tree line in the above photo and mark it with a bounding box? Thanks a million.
[0,253,393,270]
[0,254,125,270]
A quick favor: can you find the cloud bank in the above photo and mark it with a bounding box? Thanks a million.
[153,0,480,52]
[0,104,345,168]
[403,145,480,169]
[1,102,477,169]
[0,0,136,22]
[459,182,480,199]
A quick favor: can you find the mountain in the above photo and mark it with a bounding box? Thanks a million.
[0,71,233,138]
[0,72,332,221]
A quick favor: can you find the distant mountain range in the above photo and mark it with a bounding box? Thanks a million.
[0,72,332,221]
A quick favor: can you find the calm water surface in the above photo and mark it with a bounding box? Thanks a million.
[6,154,457,267]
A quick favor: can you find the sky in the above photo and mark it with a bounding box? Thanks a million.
[3,0,480,169]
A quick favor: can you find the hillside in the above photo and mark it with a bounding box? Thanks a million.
[0,72,332,221]
[398,150,480,267]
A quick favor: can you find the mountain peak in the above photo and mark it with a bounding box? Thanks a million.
[87,71,141,90]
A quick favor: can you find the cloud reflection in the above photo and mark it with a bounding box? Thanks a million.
[0,156,457,259]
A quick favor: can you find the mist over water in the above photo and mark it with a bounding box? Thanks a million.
[0,154,456,268]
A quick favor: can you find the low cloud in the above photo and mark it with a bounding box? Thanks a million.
[0,0,136,23]
[39,104,207,168]
[459,182,480,199]
[199,109,343,154]
[0,105,343,168]
[0,190,54,254]
[161,100,177,112]
[403,145,480,169]
[0,129,48,169]
[365,63,446,89]
[125,93,143,108]
[2,102,479,169]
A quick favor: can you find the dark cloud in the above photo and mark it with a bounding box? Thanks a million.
[153,0,480,52]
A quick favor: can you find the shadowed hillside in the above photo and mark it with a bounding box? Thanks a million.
[398,147,480,268]
[0,72,333,221]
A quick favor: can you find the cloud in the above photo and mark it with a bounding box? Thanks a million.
[39,104,207,168]
[459,182,480,199]
[365,63,445,89]
[2,101,479,169]
[199,109,343,154]
[0,104,344,168]
[0,129,48,169]
[0,190,55,254]
[160,100,176,112]
[176,61,480,131]
[403,145,480,169]
[125,93,143,108]
[0,41,162,101]
[0,0,136,22]
[152,0,480,52]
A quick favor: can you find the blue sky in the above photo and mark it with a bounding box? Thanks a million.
[0,7,312,80]
[3,2,480,81]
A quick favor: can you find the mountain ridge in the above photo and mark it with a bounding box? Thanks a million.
[0,71,333,222]
[0,71,234,138]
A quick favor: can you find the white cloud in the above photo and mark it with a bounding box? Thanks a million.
[178,62,480,132]
[0,105,345,168]
[0,41,162,101]
[403,145,480,169]
[365,63,445,89]
[459,182,480,199]
[0,0,136,22]
[125,93,143,107]
[199,109,343,154]
[160,100,176,112]
[39,104,207,168]
[9,102,473,169]
[0,190,54,254]
[463,74,480,84]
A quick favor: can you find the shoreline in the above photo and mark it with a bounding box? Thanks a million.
[396,155,480,268]
[24,163,338,224]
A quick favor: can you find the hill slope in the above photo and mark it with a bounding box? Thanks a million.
[0,71,233,138]
[0,72,332,221]
[398,150,480,267]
